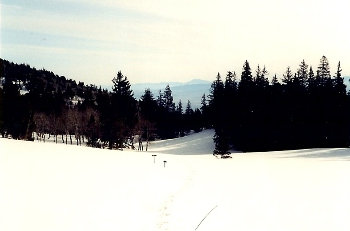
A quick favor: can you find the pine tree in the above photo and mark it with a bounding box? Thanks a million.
[209,73,225,107]
[318,56,331,79]
[177,100,183,115]
[200,94,207,113]
[140,88,157,121]
[176,100,184,137]
[156,90,165,108]
[255,65,269,88]
[297,59,308,87]
[109,71,137,149]
[164,85,175,112]
[282,66,293,84]
[112,71,133,97]
[318,55,331,87]
[334,61,346,95]
[225,71,237,91]
[185,100,193,116]
[271,74,279,86]
[209,72,230,155]
[200,94,209,128]
[239,60,253,89]
[307,66,315,90]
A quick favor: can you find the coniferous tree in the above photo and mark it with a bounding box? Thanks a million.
[282,66,293,85]
[200,94,207,113]
[239,60,253,90]
[108,71,137,149]
[334,61,346,95]
[307,66,316,90]
[298,60,308,86]
[271,74,279,86]
[176,100,185,136]
[164,85,175,113]
[140,88,157,121]
[318,55,331,81]
[210,72,230,155]
[185,100,193,115]
[184,100,194,134]
[156,90,165,108]
[200,94,210,128]
[177,100,183,115]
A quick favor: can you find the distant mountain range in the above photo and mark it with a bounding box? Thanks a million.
[132,79,211,109]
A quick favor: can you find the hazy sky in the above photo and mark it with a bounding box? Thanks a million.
[1,0,349,86]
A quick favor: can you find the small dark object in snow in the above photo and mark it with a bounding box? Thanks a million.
[163,160,167,168]
[221,154,232,159]
[152,154,157,163]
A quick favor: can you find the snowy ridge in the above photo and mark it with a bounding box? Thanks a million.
[2,130,350,231]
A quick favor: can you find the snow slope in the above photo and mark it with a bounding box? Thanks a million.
[1,130,350,231]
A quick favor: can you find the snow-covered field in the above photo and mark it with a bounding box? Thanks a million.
[1,130,350,231]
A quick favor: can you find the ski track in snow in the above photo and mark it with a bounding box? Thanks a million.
[2,130,350,231]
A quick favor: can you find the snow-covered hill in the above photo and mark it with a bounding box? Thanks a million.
[2,131,350,231]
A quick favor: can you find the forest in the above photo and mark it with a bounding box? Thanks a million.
[0,58,203,150]
[0,56,349,153]
[209,56,350,153]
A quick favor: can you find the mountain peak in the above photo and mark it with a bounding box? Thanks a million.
[185,79,211,85]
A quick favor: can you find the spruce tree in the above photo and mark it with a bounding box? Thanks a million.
[255,65,269,88]
[271,74,279,86]
[200,94,207,113]
[112,71,133,97]
[334,61,346,95]
[307,66,315,90]
[209,72,230,155]
[239,60,253,89]
[109,71,137,149]
[164,85,175,112]
[318,56,331,80]
[140,88,157,121]
[297,59,309,87]
[177,100,183,115]
[185,100,193,115]
[156,90,165,108]
[282,66,293,84]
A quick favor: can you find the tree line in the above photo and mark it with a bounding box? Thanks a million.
[0,59,203,149]
[208,56,349,153]
[1,56,349,153]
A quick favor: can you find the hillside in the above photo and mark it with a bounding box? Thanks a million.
[2,130,350,231]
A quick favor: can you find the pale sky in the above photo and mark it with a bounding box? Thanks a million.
[1,0,349,86]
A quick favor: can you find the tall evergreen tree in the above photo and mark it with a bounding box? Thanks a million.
[185,100,193,116]
[177,100,183,115]
[271,74,279,86]
[318,55,331,80]
[307,66,315,90]
[239,60,253,89]
[282,66,293,84]
[210,72,230,155]
[296,59,309,87]
[140,88,157,121]
[200,94,207,113]
[334,61,346,95]
[112,71,133,97]
[255,65,269,88]
[164,85,175,113]
[108,71,137,149]
[156,90,165,108]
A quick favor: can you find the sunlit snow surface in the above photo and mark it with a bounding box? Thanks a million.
[1,130,350,231]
